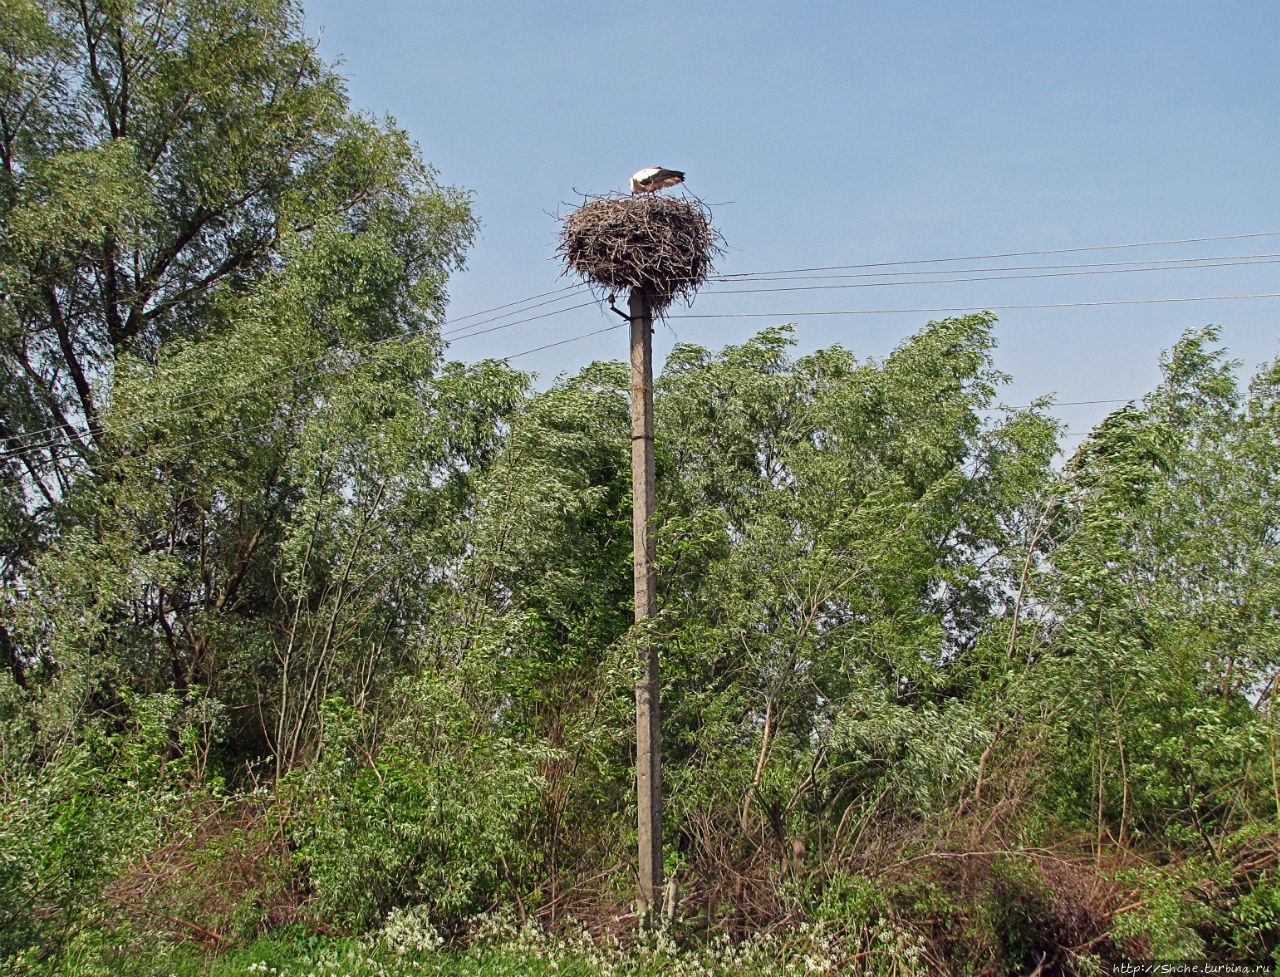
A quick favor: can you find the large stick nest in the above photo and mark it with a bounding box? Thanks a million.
[557,193,723,313]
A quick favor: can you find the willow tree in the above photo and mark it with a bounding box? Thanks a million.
[0,0,476,722]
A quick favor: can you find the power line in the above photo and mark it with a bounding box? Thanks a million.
[9,283,1278,463]
[9,230,1280,461]
[443,283,582,321]
[668,292,1280,319]
[443,298,598,344]
[710,230,1280,279]
[8,288,1278,463]
[708,251,1280,283]
[701,257,1280,296]
[992,398,1135,412]
[502,322,626,361]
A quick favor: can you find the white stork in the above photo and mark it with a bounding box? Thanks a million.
[630,166,685,194]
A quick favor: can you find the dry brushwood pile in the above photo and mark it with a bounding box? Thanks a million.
[558,193,723,311]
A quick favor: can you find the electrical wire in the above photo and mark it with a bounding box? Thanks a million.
[442,298,598,344]
[708,251,1280,284]
[710,230,1280,280]
[8,287,1279,463]
[14,230,1277,602]
[17,231,1280,454]
[10,235,1279,453]
[700,257,1280,296]
[502,322,627,362]
[8,229,1280,463]
[668,292,1280,319]
[992,398,1135,412]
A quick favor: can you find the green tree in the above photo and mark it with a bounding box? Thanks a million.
[649,319,1060,873]
[444,361,637,910]
[0,3,490,958]
[1023,329,1280,959]
[1,0,473,686]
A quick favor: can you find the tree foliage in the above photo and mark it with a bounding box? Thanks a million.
[3,5,1280,973]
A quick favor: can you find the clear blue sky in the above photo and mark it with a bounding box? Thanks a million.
[302,0,1280,440]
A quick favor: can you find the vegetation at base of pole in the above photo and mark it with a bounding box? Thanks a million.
[2,2,1280,975]
[557,193,723,311]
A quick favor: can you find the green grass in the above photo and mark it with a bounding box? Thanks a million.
[17,916,863,977]
[18,929,841,977]
[41,937,587,977]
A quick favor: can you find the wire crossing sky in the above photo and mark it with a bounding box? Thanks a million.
[301,0,1280,439]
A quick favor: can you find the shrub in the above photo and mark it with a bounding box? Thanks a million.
[0,681,189,965]
[292,682,548,930]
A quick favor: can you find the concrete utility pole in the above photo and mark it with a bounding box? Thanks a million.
[629,287,662,917]
[560,184,718,923]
